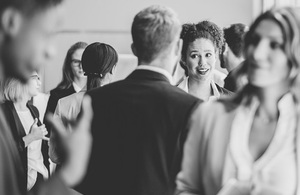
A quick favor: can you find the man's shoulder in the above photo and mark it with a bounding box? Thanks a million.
[152,83,202,109]
[87,79,199,103]
[169,84,199,100]
[87,80,124,96]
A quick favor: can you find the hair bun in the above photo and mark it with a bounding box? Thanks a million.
[84,72,103,78]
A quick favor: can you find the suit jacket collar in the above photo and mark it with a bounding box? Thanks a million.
[127,69,172,84]
[4,101,44,138]
[136,65,173,83]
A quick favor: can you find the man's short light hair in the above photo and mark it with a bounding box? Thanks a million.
[131,5,181,63]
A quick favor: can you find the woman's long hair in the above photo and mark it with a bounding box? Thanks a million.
[56,41,88,90]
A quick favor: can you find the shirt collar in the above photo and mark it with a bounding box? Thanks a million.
[136,65,173,85]
[177,76,220,101]
[177,76,188,93]
[210,80,221,99]
[72,82,83,93]
[79,85,87,92]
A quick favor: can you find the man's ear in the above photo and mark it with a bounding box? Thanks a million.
[176,38,186,67]
[131,43,137,57]
[223,43,229,55]
[175,38,183,58]
[1,8,22,36]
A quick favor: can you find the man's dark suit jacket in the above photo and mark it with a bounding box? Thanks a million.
[224,71,237,92]
[0,101,50,186]
[76,69,201,195]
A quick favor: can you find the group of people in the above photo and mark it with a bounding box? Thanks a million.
[0,1,300,195]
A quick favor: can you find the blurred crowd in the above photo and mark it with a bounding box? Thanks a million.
[0,1,300,195]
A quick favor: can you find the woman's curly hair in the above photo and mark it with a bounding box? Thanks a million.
[180,20,225,76]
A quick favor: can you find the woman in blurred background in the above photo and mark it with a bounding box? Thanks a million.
[176,7,300,195]
[1,71,49,191]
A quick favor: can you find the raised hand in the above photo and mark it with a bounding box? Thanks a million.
[23,118,49,147]
[30,118,49,141]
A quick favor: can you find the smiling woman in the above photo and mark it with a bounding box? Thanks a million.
[246,19,289,88]
[176,6,300,195]
[177,21,233,101]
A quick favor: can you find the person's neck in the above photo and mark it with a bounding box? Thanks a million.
[73,77,87,89]
[188,77,212,101]
[14,98,30,112]
[254,83,290,121]
[139,57,176,77]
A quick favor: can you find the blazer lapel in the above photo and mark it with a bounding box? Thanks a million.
[8,103,27,138]
[296,111,300,195]
[290,89,300,195]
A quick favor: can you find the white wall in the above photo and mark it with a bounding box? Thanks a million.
[42,0,254,93]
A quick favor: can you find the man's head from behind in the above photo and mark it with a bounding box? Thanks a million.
[131,5,182,65]
[0,0,64,82]
[221,23,248,72]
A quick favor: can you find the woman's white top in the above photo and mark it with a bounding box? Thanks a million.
[72,81,84,93]
[16,109,49,190]
[177,76,220,102]
[222,93,297,195]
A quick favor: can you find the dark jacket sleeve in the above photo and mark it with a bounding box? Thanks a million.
[0,105,75,195]
[216,83,235,97]
[0,121,26,195]
[0,102,27,172]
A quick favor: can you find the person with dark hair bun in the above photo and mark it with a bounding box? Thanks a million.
[178,21,233,101]
[82,42,118,91]
[49,42,118,168]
